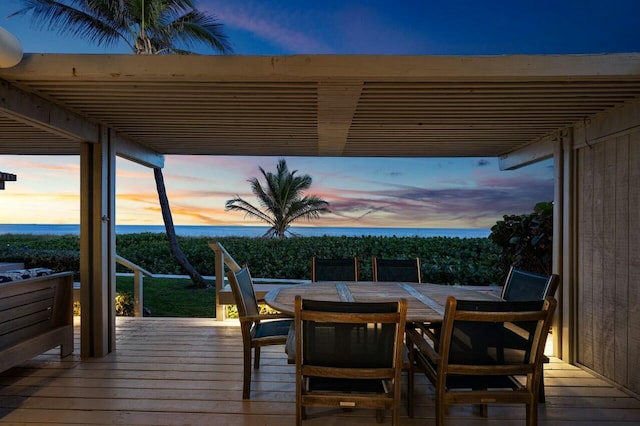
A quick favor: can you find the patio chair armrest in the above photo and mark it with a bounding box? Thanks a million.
[243,312,292,322]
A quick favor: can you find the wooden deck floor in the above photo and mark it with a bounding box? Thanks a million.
[1,317,640,425]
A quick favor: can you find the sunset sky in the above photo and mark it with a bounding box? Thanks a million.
[1,0,638,229]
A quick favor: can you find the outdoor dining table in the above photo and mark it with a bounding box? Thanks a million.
[264,281,502,323]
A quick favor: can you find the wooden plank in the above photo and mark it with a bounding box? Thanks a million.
[602,138,617,380]
[1,318,639,425]
[578,146,594,368]
[335,282,355,302]
[614,134,630,387]
[0,296,53,324]
[0,311,52,346]
[628,131,640,393]
[591,141,605,374]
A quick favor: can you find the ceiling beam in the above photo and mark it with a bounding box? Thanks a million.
[0,79,98,142]
[499,133,557,170]
[317,82,362,156]
[113,132,164,169]
[0,78,163,168]
[3,54,639,82]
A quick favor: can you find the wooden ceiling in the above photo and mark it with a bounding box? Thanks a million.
[1,53,639,159]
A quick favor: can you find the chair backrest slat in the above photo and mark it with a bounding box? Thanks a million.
[440,297,555,372]
[372,257,421,283]
[311,257,358,282]
[299,299,401,368]
[226,267,260,318]
[295,296,407,424]
[501,267,559,301]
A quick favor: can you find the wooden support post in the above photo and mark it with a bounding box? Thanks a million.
[561,129,577,363]
[80,128,116,358]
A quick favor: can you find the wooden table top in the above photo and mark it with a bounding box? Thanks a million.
[264,281,502,323]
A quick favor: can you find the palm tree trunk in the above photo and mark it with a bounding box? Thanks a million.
[153,168,209,288]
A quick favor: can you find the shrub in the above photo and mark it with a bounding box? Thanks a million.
[74,291,136,316]
[489,201,553,280]
[115,291,134,316]
[1,233,505,286]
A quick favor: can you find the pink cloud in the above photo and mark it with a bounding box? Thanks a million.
[205,2,334,53]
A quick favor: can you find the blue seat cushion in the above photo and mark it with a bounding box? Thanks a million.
[254,319,293,338]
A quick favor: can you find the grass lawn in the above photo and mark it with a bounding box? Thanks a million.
[116,276,216,317]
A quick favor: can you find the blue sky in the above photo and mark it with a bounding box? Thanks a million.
[1,1,638,228]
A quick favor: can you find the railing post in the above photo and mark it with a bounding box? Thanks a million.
[115,255,152,319]
[133,270,143,317]
[209,242,242,321]
[215,248,226,321]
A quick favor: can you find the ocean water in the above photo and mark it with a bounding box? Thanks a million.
[0,224,491,239]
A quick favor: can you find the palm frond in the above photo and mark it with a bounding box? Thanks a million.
[11,0,132,49]
[225,159,330,238]
[10,0,232,54]
[285,197,330,223]
[225,197,274,225]
[164,10,232,54]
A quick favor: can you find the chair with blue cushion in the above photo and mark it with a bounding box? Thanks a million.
[227,266,293,399]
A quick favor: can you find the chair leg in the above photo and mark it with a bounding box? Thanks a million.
[435,395,445,426]
[392,405,399,426]
[296,402,303,426]
[242,347,252,399]
[407,345,415,418]
[526,401,538,426]
[254,346,261,369]
[539,373,546,403]
[480,404,488,417]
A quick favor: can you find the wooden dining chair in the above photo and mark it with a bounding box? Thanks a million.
[226,266,293,399]
[310,256,358,282]
[294,296,407,425]
[372,257,421,283]
[501,266,559,403]
[407,296,556,426]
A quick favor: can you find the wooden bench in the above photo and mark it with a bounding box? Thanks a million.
[0,272,74,372]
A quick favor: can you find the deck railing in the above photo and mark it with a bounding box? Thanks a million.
[208,241,309,320]
[114,244,307,320]
[115,254,155,317]
[208,242,242,320]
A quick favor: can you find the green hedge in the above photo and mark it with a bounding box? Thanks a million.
[0,233,503,286]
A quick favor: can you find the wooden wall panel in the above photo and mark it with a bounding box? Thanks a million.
[591,142,605,375]
[614,135,629,388]
[602,139,617,380]
[578,145,594,368]
[576,127,640,395]
[628,132,640,393]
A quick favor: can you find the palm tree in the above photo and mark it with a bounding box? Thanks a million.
[226,159,330,239]
[12,0,232,288]
[10,0,232,55]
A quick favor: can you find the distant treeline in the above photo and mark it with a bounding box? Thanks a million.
[0,233,505,286]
